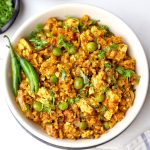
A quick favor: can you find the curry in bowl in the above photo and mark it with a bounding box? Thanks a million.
[5,15,140,139]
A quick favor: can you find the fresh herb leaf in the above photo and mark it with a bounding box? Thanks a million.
[78,23,83,29]
[58,35,72,50]
[98,50,105,59]
[104,46,111,52]
[72,27,80,33]
[110,43,118,49]
[29,37,47,50]
[98,114,103,120]
[116,66,134,79]
[124,69,134,79]
[50,91,56,105]
[27,23,46,50]
[0,0,14,28]
[116,66,125,75]
[43,105,51,115]
[101,105,107,112]
[68,98,74,105]
[112,84,118,89]
[27,31,37,40]
[75,97,80,102]
[101,87,108,93]
[91,20,100,25]
[35,24,43,32]
[61,69,66,81]
[104,63,111,69]
[99,25,109,30]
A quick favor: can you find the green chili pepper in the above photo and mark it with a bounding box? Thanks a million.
[4,35,21,96]
[16,54,39,95]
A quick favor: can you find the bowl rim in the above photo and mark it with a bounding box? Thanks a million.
[3,3,149,149]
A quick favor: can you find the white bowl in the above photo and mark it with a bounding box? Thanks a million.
[3,3,149,149]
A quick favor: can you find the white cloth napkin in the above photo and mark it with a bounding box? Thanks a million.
[93,129,150,150]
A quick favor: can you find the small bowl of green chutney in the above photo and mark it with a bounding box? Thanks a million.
[0,0,20,34]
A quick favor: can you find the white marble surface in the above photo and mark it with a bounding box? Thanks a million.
[0,0,150,149]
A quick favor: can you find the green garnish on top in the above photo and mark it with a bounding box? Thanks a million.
[91,20,100,25]
[116,66,134,79]
[110,43,118,49]
[29,37,47,50]
[27,23,47,50]
[99,25,109,30]
[98,50,105,59]
[104,63,111,69]
[101,87,109,93]
[50,90,56,105]
[101,105,107,113]
[0,0,14,28]
[61,69,66,81]
[58,35,72,50]
[58,35,76,54]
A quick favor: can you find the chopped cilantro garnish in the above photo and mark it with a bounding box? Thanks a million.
[91,20,100,25]
[98,114,103,120]
[78,23,83,29]
[124,69,134,79]
[116,66,134,79]
[0,0,14,28]
[99,25,109,30]
[50,91,56,105]
[29,37,47,50]
[101,105,107,112]
[104,63,111,69]
[72,27,80,33]
[112,84,118,89]
[27,23,47,50]
[27,31,37,40]
[35,24,43,32]
[116,66,125,75]
[104,46,111,52]
[110,43,118,49]
[43,105,51,115]
[75,97,80,102]
[61,69,66,81]
[98,50,105,59]
[68,98,74,105]
[101,87,108,93]
[58,35,72,50]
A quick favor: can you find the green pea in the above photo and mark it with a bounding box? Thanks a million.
[86,42,98,52]
[95,93,105,102]
[50,75,58,84]
[58,101,68,110]
[67,46,77,55]
[53,48,62,56]
[74,77,84,90]
[33,101,43,112]
[80,121,87,130]
[103,122,110,130]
